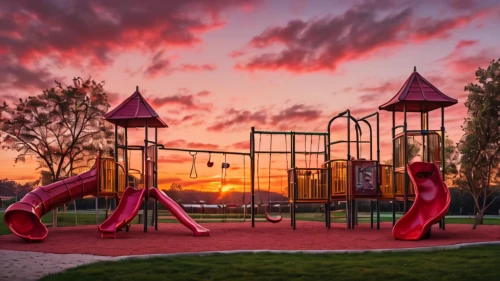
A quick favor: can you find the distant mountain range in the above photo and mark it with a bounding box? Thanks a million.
[162,189,288,205]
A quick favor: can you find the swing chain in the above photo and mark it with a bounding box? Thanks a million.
[304,135,308,168]
[242,155,246,207]
[257,133,263,205]
[316,135,321,168]
[189,151,197,179]
[268,134,272,212]
[284,134,289,170]
[309,134,313,168]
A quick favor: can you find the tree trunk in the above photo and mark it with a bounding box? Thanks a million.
[472,210,484,229]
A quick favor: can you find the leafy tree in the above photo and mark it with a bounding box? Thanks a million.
[455,58,500,229]
[0,77,114,183]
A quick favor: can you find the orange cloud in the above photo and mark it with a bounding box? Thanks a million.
[229,141,250,150]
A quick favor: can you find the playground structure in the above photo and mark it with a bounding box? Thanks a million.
[3,67,456,242]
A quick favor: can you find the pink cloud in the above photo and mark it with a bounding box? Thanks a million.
[229,50,246,58]
[178,64,217,72]
[159,112,208,128]
[411,10,489,42]
[207,108,267,132]
[448,0,482,11]
[0,56,56,91]
[352,80,405,104]
[143,51,175,78]
[143,51,217,78]
[0,0,259,71]
[207,104,323,132]
[435,38,497,76]
[196,90,212,97]
[444,53,495,73]
[150,88,213,111]
[104,91,125,108]
[455,40,479,49]
[229,141,250,150]
[234,2,496,73]
[270,104,322,128]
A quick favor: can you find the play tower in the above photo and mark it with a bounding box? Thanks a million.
[102,86,167,232]
[379,67,458,228]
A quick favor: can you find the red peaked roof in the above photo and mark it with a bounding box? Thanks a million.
[104,87,168,128]
[379,68,458,112]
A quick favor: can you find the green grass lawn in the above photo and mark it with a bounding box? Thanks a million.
[40,245,500,281]
[0,220,9,235]
[40,211,108,226]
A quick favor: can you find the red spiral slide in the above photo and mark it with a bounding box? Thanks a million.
[149,188,210,237]
[3,161,100,242]
[392,162,451,241]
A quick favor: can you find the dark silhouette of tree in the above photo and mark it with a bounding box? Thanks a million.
[455,58,500,229]
[169,183,183,192]
[0,77,114,183]
[0,178,39,199]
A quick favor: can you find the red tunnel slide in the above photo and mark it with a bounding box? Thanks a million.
[392,162,451,241]
[3,159,100,242]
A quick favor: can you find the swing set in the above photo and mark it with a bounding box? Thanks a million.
[256,133,283,223]
[159,147,252,220]
[250,127,328,228]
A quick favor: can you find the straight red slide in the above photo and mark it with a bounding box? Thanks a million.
[3,160,100,242]
[98,186,146,238]
[392,162,451,241]
[149,188,211,237]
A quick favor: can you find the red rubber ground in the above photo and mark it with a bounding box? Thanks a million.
[0,221,498,257]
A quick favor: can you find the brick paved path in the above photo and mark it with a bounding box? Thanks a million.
[0,250,113,281]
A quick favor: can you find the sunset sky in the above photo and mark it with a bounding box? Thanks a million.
[1,0,499,196]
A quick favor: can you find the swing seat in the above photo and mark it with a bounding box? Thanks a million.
[266,212,282,223]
